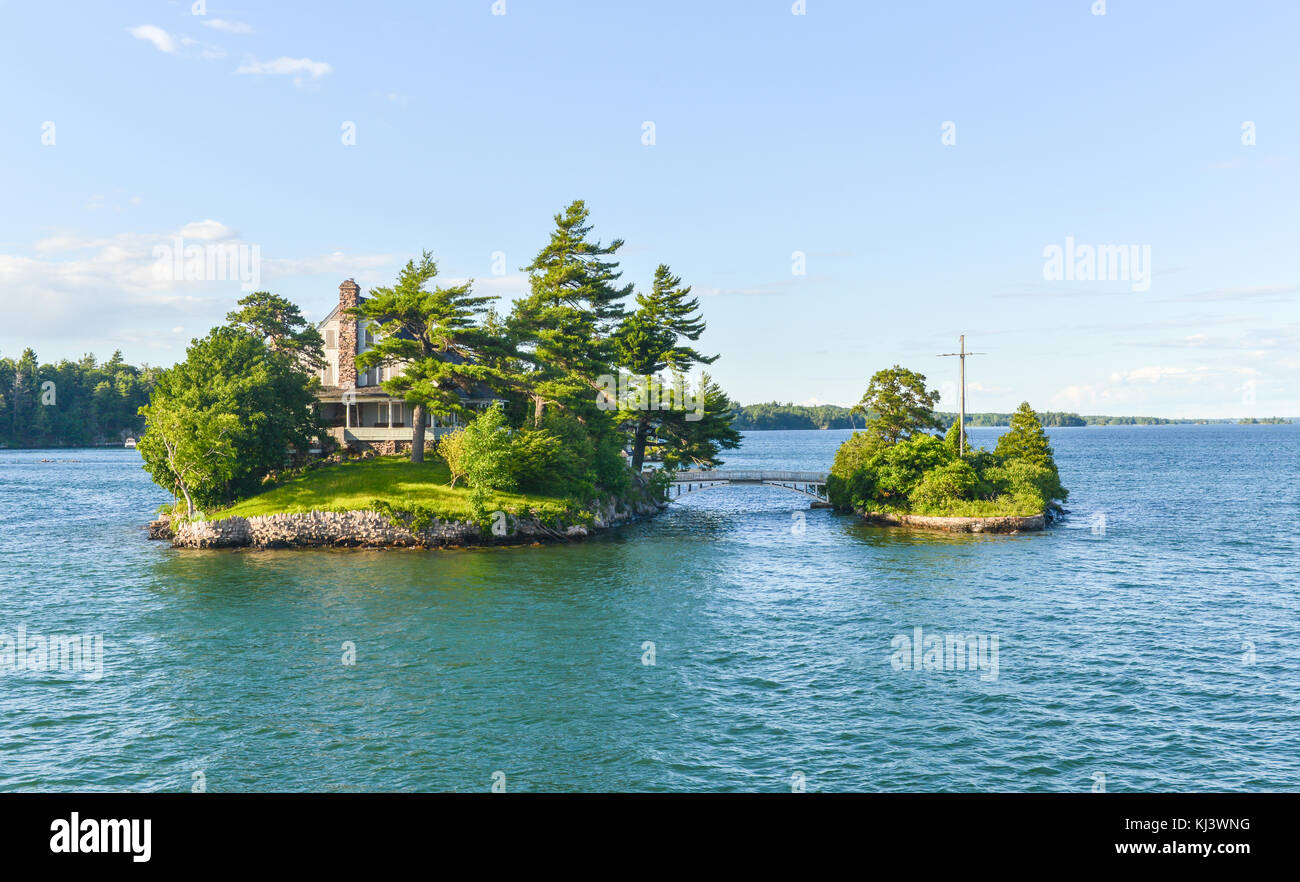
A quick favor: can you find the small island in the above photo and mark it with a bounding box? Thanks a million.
[141,201,740,549]
[826,367,1068,533]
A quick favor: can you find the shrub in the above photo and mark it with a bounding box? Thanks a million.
[438,428,468,488]
[509,428,570,494]
[461,403,516,493]
[909,458,979,512]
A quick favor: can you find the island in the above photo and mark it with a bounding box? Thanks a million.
[825,367,1068,534]
[140,201,740,550]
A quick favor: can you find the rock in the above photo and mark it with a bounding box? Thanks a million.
[565,525,588,538]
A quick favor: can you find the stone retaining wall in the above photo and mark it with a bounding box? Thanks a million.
[859,510,1045,533]
[165,496,666,549]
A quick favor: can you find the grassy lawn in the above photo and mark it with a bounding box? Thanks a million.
[214,455,571,521]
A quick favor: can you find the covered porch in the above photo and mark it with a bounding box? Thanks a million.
[316,389,495,448]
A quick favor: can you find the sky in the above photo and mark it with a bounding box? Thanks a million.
[2,0,1297,418]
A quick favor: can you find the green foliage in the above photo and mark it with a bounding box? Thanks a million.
[828,388,1068,518]
[460,402,516,493]
[613,263,726,470]
[350,252,503,462]
[508,200,632,423]
[995,402,1053,466]
[654,374,742,471]
[909,458,979,512]
[438,427,468,488]
[226,291,325,370]
[507,427,569,494]
[370,498,441,533]
[137,326,323,514]
[0,348,157,447]
[854,365,942,445]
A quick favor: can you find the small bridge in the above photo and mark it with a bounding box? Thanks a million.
[655,470,830,503]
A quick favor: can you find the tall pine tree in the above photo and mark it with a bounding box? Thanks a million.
[508,200,633,425]
[349,253,502,463]
[615,264,720,470]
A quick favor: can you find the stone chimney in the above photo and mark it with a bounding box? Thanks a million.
[337,278,361,389]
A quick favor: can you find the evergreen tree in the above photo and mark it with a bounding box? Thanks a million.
[509,200,633,425]
[349,252,502,463]
[994,402,1056,467]
[614,264,720,470]
[655,374,742,470]
[227,291,326,370]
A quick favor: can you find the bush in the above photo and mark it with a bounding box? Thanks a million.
[461,403,516,493]
[909,458,979,512]
[508,428,570,494]
[439,428,468,488]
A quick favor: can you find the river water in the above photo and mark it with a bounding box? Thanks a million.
[1,426,1297,792]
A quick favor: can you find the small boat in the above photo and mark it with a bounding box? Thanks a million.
[124,438,137,449]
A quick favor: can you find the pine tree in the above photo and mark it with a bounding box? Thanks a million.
[227,291,326,370]
[614,264,720,470]
[508,200,633,425]
[350,253,502,463]
[994,402,1055,467]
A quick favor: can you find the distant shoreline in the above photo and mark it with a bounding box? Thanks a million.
[731,404,1294,432]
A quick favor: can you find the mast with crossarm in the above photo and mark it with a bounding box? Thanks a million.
[937,335,986,457]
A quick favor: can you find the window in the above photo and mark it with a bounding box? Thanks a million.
[325,329,336,349]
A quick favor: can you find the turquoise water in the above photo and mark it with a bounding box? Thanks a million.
[1,426,1297,792]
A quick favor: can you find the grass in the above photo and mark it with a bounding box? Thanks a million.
[213,455,571,522]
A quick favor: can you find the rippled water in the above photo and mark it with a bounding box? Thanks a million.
[1,426,1297,792]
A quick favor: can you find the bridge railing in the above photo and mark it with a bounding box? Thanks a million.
[665,469,828,483]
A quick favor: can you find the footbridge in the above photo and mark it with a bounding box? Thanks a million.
[655,470,830,503]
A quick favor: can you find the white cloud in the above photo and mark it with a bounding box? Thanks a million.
[126,25,179,54]
[235,56,333,80]
[0,224,390,352]
[204,19,254,35]
[179,219,235,241]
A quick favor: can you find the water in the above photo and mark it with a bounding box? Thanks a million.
[1,426,1297,792]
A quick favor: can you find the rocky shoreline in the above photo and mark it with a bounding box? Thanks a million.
[858,509,1047,534]
[152,496,667,549]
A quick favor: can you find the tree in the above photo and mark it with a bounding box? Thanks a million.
[227,291,325,370]
[994,402,1055,467]
[349,252,502,463]
[138,327,323,510]
[509,200,632,425]
[655,374,742,470]
[137,397,239,517]
[460,402,516,503]
[854,365,942,445]
[438,428,469,488]
[614,264,719,470]
[994,402,1068,504]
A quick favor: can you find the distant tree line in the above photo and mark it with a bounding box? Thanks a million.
[0,349,159,448]
[728,402,1265,430]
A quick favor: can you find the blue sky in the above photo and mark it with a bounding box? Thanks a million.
[3,0,1297,417]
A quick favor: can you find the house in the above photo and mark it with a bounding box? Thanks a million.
[314,278,497,454]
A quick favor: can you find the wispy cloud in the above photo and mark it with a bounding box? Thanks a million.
[126,25,179,54]
[2,223,389,346]
[235,56,333,81]
[1162,283,1300,304]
